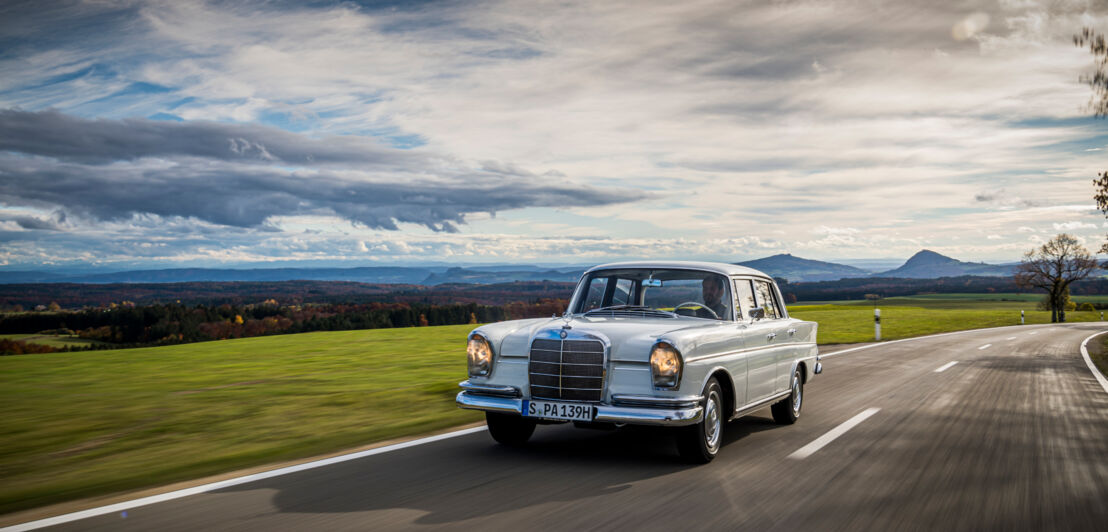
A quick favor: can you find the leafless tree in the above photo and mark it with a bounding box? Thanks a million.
[1075,28,1108,252]
[1075,27,1108,117]
[1014,234,1098,323]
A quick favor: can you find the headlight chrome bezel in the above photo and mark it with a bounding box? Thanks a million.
[650,341,683,389]
[467,333,494,377]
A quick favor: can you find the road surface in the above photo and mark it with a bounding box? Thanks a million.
[11,323,1108,531]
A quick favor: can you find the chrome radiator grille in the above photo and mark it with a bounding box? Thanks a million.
[528,338,605,402]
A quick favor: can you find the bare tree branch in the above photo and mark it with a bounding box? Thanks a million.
[1014,234,1098,322]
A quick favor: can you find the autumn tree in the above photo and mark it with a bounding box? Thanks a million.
[1014,234,1098,323]
[1075,28,1108,252]
[1074,28,1108,116]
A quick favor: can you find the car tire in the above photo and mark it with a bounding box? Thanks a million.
[677,377,724,463]
[486,412,536,446]
[771,367,803,425]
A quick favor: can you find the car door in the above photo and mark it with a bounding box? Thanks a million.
[735,278,777,402]
[751,278,794,394]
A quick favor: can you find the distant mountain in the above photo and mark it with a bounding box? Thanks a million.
[0,267,438,285]
[879,250,1015,278]
[421,267,584,285]
[0,251,1020,286]
[0,265,588,286]
[735,253,871,282]
[0,271,68,283]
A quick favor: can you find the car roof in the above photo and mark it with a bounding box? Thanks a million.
[583,260,772,279]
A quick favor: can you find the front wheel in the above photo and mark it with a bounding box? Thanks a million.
[771,368,803,424]
[486,412,536,446]
[677,377,724,463]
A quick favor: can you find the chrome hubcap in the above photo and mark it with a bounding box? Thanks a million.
[791,372,802,415]
[704,389,721,451]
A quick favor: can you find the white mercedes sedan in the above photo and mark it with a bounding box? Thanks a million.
[456,261,821,462]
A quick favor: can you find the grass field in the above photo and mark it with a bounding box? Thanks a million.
[795,293,1108,310]
[788,305,1105,344]
[1096,336,1108,377]
[0,334,101,349]
[3,297,1107,516]
[0,325,483,515]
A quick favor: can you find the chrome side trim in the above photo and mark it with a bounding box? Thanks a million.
[611,394,703,409]
[686,341,820,365]
[458,380,521,398]
[684,345,763,364]
[730,390,791,420]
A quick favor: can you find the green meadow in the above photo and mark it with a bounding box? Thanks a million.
[0,333,101,349]
[2,295,1106,516]
[0,325,483,515]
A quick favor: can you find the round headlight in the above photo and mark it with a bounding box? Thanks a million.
[467,334,493,377]
[650,342,682,388]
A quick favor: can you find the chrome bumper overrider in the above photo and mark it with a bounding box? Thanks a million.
[456,382,704,427]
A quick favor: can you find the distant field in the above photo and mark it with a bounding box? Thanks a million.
[788,294,1105,344]
[3,296,1106,516]
[0,333,101,349]
[0,324,483,515]
[794,293,1108,311]
[1095,336,1108,377]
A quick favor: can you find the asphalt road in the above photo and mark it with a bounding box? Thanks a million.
[21,323,1108,531]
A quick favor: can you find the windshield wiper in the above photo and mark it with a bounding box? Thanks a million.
[584,304,642,313]
[583,305,677,317]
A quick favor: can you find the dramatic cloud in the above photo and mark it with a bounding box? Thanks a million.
[1053,221,1099,231]
[0,109,427,167]
[0,110,643,232]
[2,0,1108,267]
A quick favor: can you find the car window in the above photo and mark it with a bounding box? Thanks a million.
[574,269,732,320]
[733,279,756,320]
[753,280,781,319]
[612,278,634,306]
[579,276,610,312]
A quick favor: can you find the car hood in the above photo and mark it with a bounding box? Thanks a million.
[476,314,731,363]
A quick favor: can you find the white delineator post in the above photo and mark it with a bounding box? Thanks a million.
[1021,310,1024,325]
[874,308,881,341]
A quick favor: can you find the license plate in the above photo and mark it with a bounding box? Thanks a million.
[522,400,594,421]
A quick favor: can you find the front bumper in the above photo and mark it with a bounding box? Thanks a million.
[456,381,704,427]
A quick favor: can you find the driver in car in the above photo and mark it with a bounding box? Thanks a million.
[700,276,730,320]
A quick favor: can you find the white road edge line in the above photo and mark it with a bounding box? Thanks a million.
[820,323,1056,359]
[1079,331,1108,395]
[978,344,991,350]
[788,407,881,460]
[2,426,489,532]
[934,361,958,373]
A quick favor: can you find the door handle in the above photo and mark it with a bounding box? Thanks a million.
[787,328,797,336]
[767,333,776,340]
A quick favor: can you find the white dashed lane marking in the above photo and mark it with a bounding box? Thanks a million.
[978,344,991,350]
[788,408,881,460]
[934,361,958,373]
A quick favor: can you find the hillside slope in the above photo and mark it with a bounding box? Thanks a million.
[736,253,871,282]
[880,250,1014,278]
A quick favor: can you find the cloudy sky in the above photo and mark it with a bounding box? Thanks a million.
[2,0,1108,269]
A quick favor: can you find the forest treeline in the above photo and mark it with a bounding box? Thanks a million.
[0,298,568,354]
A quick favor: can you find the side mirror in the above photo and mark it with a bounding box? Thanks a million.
[748,307,766,320]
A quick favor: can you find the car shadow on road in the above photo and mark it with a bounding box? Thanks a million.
[215,416,780,526]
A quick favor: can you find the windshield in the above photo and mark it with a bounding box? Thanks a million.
[573,268,733,320]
